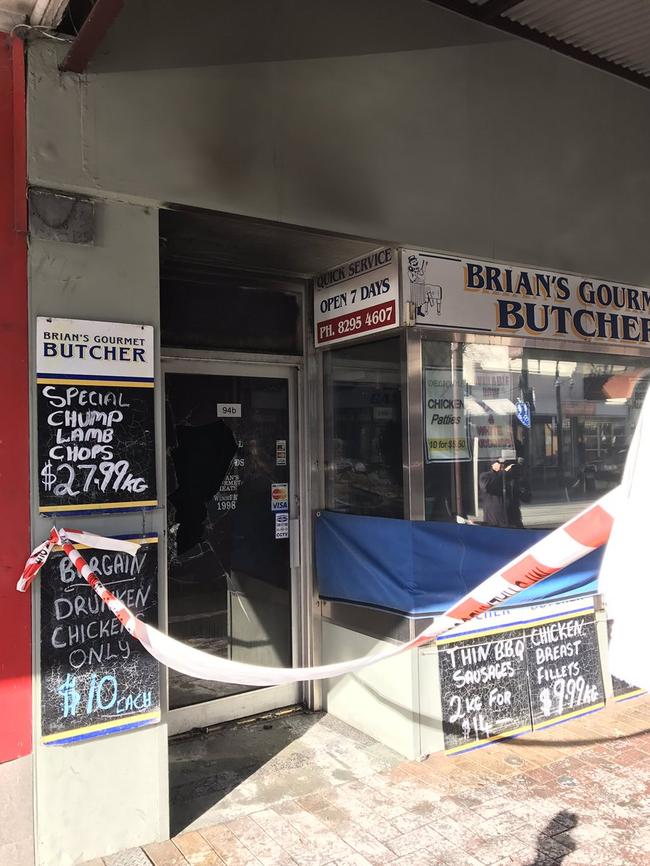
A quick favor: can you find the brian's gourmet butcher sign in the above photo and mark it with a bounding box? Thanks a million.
[36,317,157,514]
[314,248,399,347]
[404,249,650,347]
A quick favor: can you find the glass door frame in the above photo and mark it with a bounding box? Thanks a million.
[161,353,305,734]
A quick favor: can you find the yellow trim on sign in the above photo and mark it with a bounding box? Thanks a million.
[39,500,158,513]
[533,702,605,730]
[42,710,161,744]
[445,723,532,755]
[37,378,154,388]
[437,609,592,645]
[614,689,646,701]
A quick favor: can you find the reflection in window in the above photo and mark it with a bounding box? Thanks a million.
[423,340,650,529]
[324,338,403,518]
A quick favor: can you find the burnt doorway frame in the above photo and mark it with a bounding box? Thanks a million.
[162,354,306,735]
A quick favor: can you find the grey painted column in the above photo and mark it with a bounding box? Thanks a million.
[29,199,169,866]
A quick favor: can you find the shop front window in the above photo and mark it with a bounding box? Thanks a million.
[324,337,403,518]
[422,339,650,529]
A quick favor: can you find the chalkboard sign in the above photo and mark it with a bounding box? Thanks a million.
[612,675,645,701]
[36,317,157,514]
[37,382,157,512]
[526,612,605,729]
[438,608,607,753]
[437,628,532,754]
[40,537,160,745]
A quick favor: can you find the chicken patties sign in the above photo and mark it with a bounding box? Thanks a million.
[424,368,470,462]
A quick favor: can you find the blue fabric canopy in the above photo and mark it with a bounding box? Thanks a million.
[315,511,602,616]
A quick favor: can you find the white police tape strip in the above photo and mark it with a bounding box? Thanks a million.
[18,485,619,686]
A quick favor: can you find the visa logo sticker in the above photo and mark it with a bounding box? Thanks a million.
[271,483,289,512]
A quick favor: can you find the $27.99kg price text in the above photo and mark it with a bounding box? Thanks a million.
[39,384,151,503]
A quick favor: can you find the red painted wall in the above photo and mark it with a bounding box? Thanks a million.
[0,34,31,763]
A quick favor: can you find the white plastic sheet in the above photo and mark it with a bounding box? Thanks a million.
[598,391,650,692]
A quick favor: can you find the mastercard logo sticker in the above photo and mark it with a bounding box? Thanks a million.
[271,483,289,511]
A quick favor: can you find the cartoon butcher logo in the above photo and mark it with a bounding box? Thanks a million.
[407,254,443,318]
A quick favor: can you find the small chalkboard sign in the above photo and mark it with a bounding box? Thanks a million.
[612,675,645,701]
[36,317,157,514]
[525,612,605,729]
[437,628,532,753]
[40,537,160,744]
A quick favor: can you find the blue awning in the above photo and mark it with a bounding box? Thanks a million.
[315,511,601,616]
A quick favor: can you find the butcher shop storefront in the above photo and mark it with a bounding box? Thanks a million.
[314,247,649,759]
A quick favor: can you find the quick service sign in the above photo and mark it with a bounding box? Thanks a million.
[404,249,650,348]
[314,248,399,347]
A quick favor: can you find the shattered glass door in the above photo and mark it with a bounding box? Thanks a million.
[165,371,293,710]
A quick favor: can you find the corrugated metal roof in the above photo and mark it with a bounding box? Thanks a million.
[446,0,650,86]
[505,0,650,77]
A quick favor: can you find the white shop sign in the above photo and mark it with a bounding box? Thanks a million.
[314,248,399,347]
[424,367,470,462]
[403,250,650,348]
[37,317,154,379]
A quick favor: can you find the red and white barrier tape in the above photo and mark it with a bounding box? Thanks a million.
[17,487,619,686]
[438,489,617,630]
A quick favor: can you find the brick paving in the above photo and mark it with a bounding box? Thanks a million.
[96,695,650,866]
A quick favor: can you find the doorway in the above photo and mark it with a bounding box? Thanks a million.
[164,359,302,734]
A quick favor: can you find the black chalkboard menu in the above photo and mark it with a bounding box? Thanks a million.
[526,612,605,728]
[437,628,532,754]
[37,382,157,513]
[40,537,160,745]
[612,675,645,701]
[36,317,157,514]
[438,609,606,753]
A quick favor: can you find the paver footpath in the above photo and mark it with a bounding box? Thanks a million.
[88,696,650,866]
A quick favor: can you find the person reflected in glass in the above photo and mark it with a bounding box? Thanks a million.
[479,454,530,528]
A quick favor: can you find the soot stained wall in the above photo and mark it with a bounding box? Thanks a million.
[27,2,650,287]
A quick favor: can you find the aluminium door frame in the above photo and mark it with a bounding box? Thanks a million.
[161,351,307,734]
